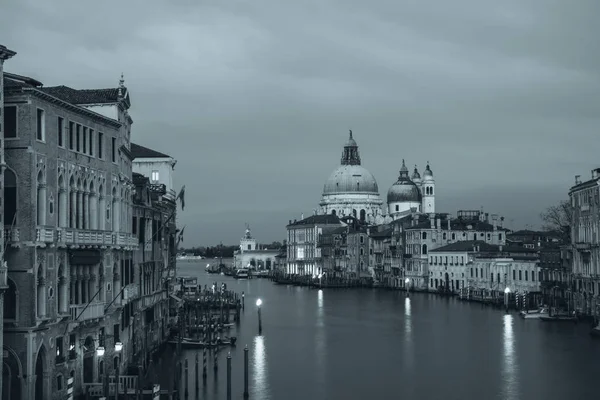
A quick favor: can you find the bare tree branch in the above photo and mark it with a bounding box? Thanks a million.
[539,200,572,241]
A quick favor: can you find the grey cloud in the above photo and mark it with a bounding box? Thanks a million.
[1,0,597,244]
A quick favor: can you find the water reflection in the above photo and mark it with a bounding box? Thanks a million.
[315,289,325,384]
[501,314,520,400]
[253,335,270,398]
[403,297,414,369]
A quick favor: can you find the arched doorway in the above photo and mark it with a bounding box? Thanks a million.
[3,347,22,400]
[83,336,95,384]
[444,273,450,292]
[34,346,46,400]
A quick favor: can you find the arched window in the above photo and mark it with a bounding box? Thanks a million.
[331,210,336,215]
[57,264,67,314]
[98,184,105,230]
[37,264,47,318]
[111,187,119,232]
[58,175,67,227]
[4,168,17,225]
[360,209,366,222]
[352,209,357,218]
[4,278,17,320]
[422,244,428,254]
[430,187,434,196]
[37,171,47,226]
[69,176,76,228]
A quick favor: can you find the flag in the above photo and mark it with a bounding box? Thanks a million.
[176,185,186,211]
[177,226,186,245]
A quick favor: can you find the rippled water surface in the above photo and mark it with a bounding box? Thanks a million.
[166,262,600,400]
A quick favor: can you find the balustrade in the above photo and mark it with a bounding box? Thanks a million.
[69,302,105,322]
[3,228,19,243]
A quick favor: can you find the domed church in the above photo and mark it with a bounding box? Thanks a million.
[318,131,435,223]
[319,130,384,221]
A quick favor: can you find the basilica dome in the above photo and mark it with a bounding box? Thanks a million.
[387,160,422,203]
[323,165,379,194]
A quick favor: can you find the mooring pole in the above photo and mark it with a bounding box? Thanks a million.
[243,345,249,399]
[227,352,232,400]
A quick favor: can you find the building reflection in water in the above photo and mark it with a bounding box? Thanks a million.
[501,314,520,400]
[403,297,414,369]
[253,335,270,398]
[315,290,326,383]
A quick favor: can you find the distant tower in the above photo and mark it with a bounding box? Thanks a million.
[240,224,257,252]
[411,165,422,189]
[421,162,435,213]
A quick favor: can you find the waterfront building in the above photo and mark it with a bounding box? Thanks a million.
[0,43,17,400]
[128,168,177,369]
[318,226,349,277]
[233,226,279,270]
[286,214,342,275]
[2,71,136,400]
[404,210,509,290]
[539,245,572,307]
[369,226,393,284]
[507,229,563,249]
[568,168,600,316]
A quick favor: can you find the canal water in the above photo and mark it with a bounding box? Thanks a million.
[172,261,600,400]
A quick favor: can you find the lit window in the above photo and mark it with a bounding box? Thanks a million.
[151,170,159,182]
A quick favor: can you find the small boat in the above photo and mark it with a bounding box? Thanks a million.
[235,268,249,279]
[540,313,577,322]
[519,307,549,319]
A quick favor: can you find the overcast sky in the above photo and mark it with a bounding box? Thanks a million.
[1,0,598,246]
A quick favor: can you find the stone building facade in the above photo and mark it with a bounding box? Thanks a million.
[568,168,600,316]
[2,72,136,400]
[0,43,17,400]
[233,227,279,270]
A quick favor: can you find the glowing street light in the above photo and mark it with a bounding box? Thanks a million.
[504,287,511,313]
[115,342,123,352]
[256,298,263,335]
[96,346,105,357]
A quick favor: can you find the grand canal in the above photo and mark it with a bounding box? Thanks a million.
[173,261,600,400]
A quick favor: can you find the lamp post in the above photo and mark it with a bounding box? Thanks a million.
[504,287,511,313]
[405,278,410,298]
[114,340,122,400]
[256,298,263,335]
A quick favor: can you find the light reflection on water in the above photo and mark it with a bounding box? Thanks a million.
[403,297,414,369]
[315,290,326,385]
[253,335,270,399]
[501,314,520,400]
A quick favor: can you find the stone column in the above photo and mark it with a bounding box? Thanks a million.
[37,183,47,226]
[77,190,83,229]
[113,271,121,306]
[88,267,96,301]
[83,191,90,229]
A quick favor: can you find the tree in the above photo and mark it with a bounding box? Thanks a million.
[539,200,572,241]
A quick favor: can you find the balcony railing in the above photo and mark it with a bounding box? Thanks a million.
[70,302,105,322]
[56,228,138,248]
[4,228,19,243]
[141,290,167,309]
[123,283,139,304]
[36,227,55,243]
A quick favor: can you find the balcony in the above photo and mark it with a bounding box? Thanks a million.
[123,283,139,304]
[4,228,19,244]
[36,227,55,243]
[575,243,591,251]
[56,228,138,249]
[141,290,167,309]
[70,302,105,322]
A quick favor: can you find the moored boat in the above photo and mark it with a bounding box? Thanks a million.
[235,268,249,279]
[540,314,577,322]
[520,307,549,319]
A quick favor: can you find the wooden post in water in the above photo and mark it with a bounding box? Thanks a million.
[195,352,199,393]
[227,352,232,400]
[184,359,189,398]
[243,345,249,399]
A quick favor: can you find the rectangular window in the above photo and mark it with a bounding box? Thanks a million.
[519,270,522,280]
[3,106,17,138]
[151,170,159,183]
[89,129,94,156]
[513,270,516,280]
[98,132,104,158]
[111,137,116,162]
[57,117,64,147]
[76,124,81,151]
[36,108,45,141]
[69,122,74,149]
[82,127,87,154]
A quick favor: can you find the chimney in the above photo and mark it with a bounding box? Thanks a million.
[575,175,581,185]
[492,214,498,231]
[301,213,304,220]
[500,216,504,228]
[485,213,489,223]
[447,219,451,230]
[289,220,292,225]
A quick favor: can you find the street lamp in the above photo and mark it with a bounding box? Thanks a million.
[96,346,105,357]
[405,278,410,297]
[504,287,511,313]
[256,298,263,335]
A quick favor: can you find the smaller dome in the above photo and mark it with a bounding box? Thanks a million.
[411,165,421,180]
[387,160,422,203]
[423,162,433,180]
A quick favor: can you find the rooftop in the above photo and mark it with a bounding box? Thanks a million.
[430,240,499,253]
[287,214,341,227]
[131,143,172,159]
